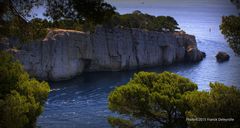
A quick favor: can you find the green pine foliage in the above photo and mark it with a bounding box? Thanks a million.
[0,51,50,128]
[108,71,197,127]
[185,82,240,128]
[108,117,134,128]
[220,16,240,55]
[219,0,240,55]
[108,71,240,128]
[0,17,48,43]
[105,11,180,32]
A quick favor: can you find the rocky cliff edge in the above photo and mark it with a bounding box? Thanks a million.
[1,27,205,81]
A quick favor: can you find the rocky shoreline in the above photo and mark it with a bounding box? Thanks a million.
[1,27,205,81]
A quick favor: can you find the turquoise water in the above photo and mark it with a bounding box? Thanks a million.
[37,1,240,128]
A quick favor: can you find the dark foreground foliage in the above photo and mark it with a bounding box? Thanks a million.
[0,0,116,42]
[0,51,50,128]
[185,82,240,128]
[220,16,240,55]
[220,0,240,55]
[108,71,240,128]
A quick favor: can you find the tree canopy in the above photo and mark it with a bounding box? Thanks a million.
[220,16,240,55]
[108,71,197,127]
[105,10,180,32]
[0,0,47,42]
[108,71,240,128]
[0,0,116,23]
[0,0,43,22]
[185,82,240,128]
[220,0,240,55]
[0,0,117,41]
[1,1,180,42]
[44,0,116,23]
[0,51,50,128]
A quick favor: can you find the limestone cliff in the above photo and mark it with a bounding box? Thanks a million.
[2,27,205,81]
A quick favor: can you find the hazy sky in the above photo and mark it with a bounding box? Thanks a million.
[105,0,236,14]
[106,0,234,8]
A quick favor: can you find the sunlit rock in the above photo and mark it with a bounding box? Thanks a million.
[1,27,205,81]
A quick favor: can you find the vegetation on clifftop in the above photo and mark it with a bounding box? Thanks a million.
[104,10,179,32]
[0,51,50,128]
[0,0,180,43]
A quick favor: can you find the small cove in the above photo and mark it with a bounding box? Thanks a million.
[37,1,240,127]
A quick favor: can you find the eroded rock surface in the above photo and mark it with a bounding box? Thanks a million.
[2,27,205,81]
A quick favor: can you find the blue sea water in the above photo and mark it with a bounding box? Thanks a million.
[37,1,240,128]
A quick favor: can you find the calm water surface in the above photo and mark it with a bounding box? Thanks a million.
[37,1,240,127]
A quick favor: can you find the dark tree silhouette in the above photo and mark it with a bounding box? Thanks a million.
[44,0,116,24]
[220,0,240,55]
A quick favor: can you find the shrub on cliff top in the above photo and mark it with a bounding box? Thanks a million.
[0,51,50,128]
[104,10,180,32]
[0,17,48,43]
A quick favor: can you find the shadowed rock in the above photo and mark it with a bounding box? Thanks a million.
[216,51,230,62]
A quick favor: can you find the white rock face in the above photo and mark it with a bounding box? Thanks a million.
[6,27,205,81]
